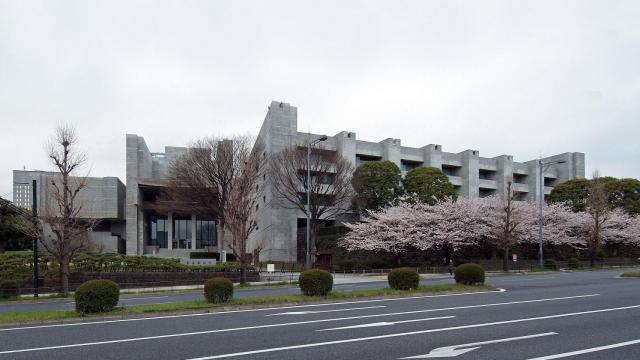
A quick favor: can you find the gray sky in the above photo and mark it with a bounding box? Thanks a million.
[1,0,639,200]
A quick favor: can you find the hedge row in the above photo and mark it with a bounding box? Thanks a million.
[0,252,255,283]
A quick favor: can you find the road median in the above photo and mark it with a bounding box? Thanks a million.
[0,284,494,327]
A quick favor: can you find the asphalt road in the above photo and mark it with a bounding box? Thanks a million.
[1,269,639,359]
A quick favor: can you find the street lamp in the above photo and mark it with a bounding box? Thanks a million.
[306,135,328,270]
[538,159,566,269]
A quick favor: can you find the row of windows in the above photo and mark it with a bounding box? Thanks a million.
[148,216,216,249]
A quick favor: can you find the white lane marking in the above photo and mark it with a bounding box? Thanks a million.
[186,305,640,359]
[401,332,557,358]
[494,277,556,282]
[527,339,640,360]
[0,288,505,332]
[0,297,620,356]
[317,316,455,331]
[266,305,385,316]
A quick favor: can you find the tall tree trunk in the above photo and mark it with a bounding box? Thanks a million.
[60,259,70,295]
[218,223,226,262]
[503,247,510,272]
[239,261,247,284]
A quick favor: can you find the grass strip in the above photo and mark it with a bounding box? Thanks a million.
[621,271,640,278]
[0,284,492,325]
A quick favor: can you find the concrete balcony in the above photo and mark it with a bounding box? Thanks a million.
[513,183,529,193]
[447,175,463,186]
[479,179,497,190]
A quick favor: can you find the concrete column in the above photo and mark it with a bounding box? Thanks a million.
[191,214,197,250]
[495,155,514,199]
[380,138,401,167]
[525,160,541,204]
[167,212,173,250]
[334,131,357,167]
[460,150,480,199]
[422,144,443,169]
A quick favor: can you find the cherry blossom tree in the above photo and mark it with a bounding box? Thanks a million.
[340,198,490,259]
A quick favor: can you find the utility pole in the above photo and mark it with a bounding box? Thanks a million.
[32,179,39,298]
[538,159,566,269]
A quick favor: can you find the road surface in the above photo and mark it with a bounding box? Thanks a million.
[0,269,639,359]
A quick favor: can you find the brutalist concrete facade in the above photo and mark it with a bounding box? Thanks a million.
[251,101,586,262]
[12,170,126,253]
[125,134,221,257]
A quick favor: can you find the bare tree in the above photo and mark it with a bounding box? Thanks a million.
[269,142,355,260]
[223,137,263,283]
[484,181,538,272]
[169,136,263,278]
[583,171,612,266]
[41,125,95,294]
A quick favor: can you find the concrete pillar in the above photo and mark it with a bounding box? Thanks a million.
[422,144,443,169]
[380,138,401,167]
[525,160,541,204]
[334,131,357,167]
[495,155,514,199]
[191,214,197,250]
[460,150,480,199]
[167,212,173,250]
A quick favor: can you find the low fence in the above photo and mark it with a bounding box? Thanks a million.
[2,270,260,296]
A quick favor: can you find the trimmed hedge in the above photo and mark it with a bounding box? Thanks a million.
[190,252,219,260]
[388,267,420,290]
[75,280,120,313]
[0,280,20,298]
[544,259,557,270]
[204,277,234,303]
[567,258,580,269]
[454,263,485,285]
[299,269,333,296]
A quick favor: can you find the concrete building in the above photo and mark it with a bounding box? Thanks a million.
[11,101,585,260]
[125,135,220,258]
[12,170,126,253]
[252,101,585,262]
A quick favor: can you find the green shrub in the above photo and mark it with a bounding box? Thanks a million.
[204,277,234,303]
[0,280,20,297]
[75,280,120,313]
[544,258,557,270]
[454,263,485,285]
[388,267,420,290]
[299,269,333,296]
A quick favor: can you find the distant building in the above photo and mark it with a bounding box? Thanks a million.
[251,101,586,261]
[11,101,586,261]
[12,170,126,253]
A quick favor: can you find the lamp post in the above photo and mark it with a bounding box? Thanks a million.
[306,135,328,270]
[538,159,566,269]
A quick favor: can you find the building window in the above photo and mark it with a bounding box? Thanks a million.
[355,154,382,167]
[401,160,422,172]
[173,217,192,249]
[196,219,217,248]
[148,215,168,248]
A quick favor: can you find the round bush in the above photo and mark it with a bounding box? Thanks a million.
[454,263,485,285]
[388,267,420,290]
[299,269,333,296]
[204,277,234,303]
[544,258,557,270]
[567,258,580,269]
[75,280,120,313]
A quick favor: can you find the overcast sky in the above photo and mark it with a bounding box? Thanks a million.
[1,0,639,200]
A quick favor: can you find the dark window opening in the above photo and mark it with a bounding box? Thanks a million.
[442,165,461,177]
[479,169,496,180]
[148,215,168,248]
[401,160,423,172]
[514,173,528,184]
[355,154,382,167]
